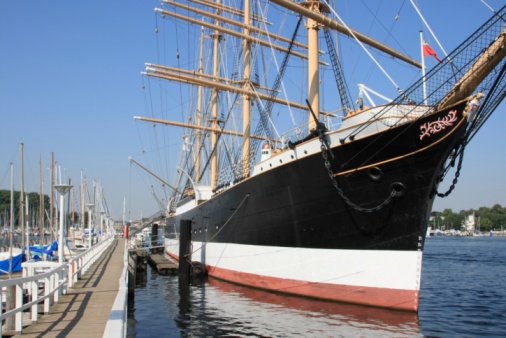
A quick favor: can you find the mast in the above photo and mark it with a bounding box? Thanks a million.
[196,27,205,183]
[25,194,29,258]
[9,163,14,278]
[71,179,75,227]
[83,174,87,230]
[39,154,44,243]
[242,0,251,177]
[50,152,55,242]
[210,0,222,190]
[19,143,24,247]
[304,1,328,130]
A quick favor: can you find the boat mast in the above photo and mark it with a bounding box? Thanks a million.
[304,1,328,130]
[50,152,55,242]
[83,175,87,231]
[242,0,251,177]
[19,143,24,247]
[39,154,44,243]
[196,27,205,183]
[211,0,222,191]
[9,163,14,278]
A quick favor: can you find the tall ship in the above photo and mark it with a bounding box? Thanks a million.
[135,0,506,311]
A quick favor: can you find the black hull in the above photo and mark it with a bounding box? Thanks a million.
[167,102,468,252]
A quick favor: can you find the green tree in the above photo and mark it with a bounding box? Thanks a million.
[0,190,51,227]
[479,217,493,231]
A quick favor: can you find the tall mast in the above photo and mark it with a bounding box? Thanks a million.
[196,27,205,183]
[9,163,14,278]
[83,175,87,230]
[25,194,29,258]
[80,171,85,229]
[19,143,24,247]
[70,178,75,226]
[304,1,328,130]
[242,0,251,177]
[210,0,222,190]
[50,152,55,241]
[39,154,44,243]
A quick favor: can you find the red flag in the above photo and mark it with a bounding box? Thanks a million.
[423,42,441,62]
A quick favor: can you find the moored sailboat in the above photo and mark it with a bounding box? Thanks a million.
[135,0,506,311]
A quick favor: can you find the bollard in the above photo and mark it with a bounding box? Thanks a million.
[179,220,192,283]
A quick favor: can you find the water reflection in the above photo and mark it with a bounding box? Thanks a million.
[184,279,421,337]
[129,268,422,338]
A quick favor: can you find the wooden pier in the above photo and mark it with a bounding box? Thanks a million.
[10,238,125,338]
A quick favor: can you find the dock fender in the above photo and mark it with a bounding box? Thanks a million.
[191,261,208,278]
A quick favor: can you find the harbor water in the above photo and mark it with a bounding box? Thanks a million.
[127,236,506,337]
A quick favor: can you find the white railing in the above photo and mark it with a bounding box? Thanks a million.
[102,239,128,338]
[0,236,115,337]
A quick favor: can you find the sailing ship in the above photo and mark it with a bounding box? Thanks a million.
[135,0,506,311]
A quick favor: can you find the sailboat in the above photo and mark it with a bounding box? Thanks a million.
[135,0,506,311]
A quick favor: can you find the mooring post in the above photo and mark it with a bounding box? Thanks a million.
[127,250,136,295]
[152,223,159,248]
[179,219,192,282]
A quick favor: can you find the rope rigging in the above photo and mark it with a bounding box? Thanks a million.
[323,27,354,112]
[248,15,304,166]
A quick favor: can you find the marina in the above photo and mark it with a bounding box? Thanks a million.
[1,0,506,337]
[1,228,504,337]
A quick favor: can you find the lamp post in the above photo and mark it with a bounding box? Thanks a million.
[54,184,73,264]
[86,204,95,248]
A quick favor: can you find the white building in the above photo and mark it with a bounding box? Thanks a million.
[463,212,476,233]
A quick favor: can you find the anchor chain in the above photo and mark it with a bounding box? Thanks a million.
[317,132,397,213]
[435,150,465,198]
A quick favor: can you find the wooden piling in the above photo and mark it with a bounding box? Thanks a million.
[179,220,192,282]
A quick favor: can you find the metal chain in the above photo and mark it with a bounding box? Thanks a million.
[436,150,464,198]
[318,133,397,213]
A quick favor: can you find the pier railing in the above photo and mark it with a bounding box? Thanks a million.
[0,235,115,336]
[102,239,129,338]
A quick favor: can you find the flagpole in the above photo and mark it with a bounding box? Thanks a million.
[411,0,449,60]
[420,31,427,105]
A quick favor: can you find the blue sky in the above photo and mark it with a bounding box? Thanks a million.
[1,0,505,222]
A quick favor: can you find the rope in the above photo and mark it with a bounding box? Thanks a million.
[190,193,250,256]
